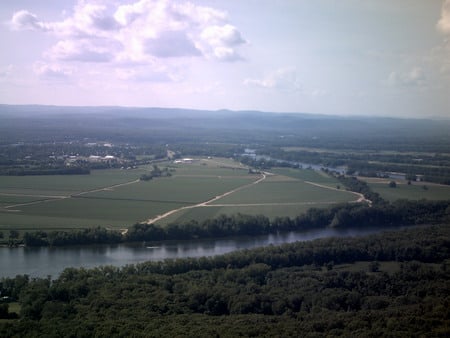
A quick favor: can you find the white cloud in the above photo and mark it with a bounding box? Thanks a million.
[46,39,119,62]
[10,10,49,31]
[33,62,73,79]
[144,31,201,58]
[244,68,302,91]
[387,67,426,87]
[437,0,450,34]
[9,0,246,65]
[199,24,245,61]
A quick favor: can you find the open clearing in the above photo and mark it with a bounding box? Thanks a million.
[154,166,360,225]
[0,158,380,231]
[366,181,450,202]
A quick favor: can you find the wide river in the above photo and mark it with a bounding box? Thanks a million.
[1,226,402,279]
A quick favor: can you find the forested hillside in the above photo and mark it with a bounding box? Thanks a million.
[1,224,449,337]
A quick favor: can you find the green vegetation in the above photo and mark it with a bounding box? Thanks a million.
[18,199,449,247]
[0,160,259,231]
[160,203,335,225]
[368,181,450,202]
[0,158,361,232]
[1,224,449,336]
[271,167,341,187]
[1,106,450,335]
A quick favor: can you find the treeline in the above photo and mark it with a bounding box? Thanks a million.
[337,175,385,205]
[1,225,449,336]
[347,160,450,185]
[23,227,122,247]
[126,200,449,242]
[22,200,450,247]
[0,166,90,176]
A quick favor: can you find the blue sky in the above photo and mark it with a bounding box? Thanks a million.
[1,0,449,117]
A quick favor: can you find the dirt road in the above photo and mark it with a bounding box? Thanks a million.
[144,173,266,224]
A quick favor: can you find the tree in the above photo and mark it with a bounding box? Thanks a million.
[9,230,19,239]
[368,261,380,272]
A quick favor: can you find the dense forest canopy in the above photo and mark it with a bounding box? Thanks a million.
[1,224,449,336]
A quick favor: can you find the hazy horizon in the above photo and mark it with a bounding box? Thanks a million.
[1,1,450,118]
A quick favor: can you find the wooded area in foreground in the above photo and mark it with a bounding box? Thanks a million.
[1,224,449,337]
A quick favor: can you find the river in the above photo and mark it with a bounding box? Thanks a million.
[0,226,405,279]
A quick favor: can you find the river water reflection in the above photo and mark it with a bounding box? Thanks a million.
[1,226,402,278]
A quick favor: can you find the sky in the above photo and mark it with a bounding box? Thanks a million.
[1,0,449,118]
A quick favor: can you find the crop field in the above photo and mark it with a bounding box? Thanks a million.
[209,177,355,204]
[270,168,342,188]
[0,169,147,196]
[159,202,341,225]
[0,158,375,232]
[0,159,259,231]
[156,167,359,225]
[367,181,450,202]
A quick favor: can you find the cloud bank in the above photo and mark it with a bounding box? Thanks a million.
[10,0,246,67]
[387,67,426,87]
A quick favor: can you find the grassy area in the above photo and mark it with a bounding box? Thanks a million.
[85,176,254,204]
[368,182,450,202]
[1,198,186,230]
[0,169,147,202]
[158,168,356,225]
[1,160,395,232]
[0,159,258,231]
[209,179,355,205]
[158,203,337,225]
[271,167,342,188]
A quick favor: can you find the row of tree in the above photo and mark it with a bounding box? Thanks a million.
[21,199,450,247]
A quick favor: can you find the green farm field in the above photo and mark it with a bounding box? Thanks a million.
[0,158,366,232]
[156,167,359,225]
[0,159,258,231]
[208,177,356,204]
[368,181,450,202]
[270,167,342,188]
[0,168,146,196]
[158,202,340,225]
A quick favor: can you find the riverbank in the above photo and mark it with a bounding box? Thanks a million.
[1,224,449,336]
[12,199,448,249]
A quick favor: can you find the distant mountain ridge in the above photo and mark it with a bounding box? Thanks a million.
[0,104,449,151]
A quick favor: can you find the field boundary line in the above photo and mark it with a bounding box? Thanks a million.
[304,181,372,205]
[3,178,141,211]
[203,201,340,207]
[144,173,266,224]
